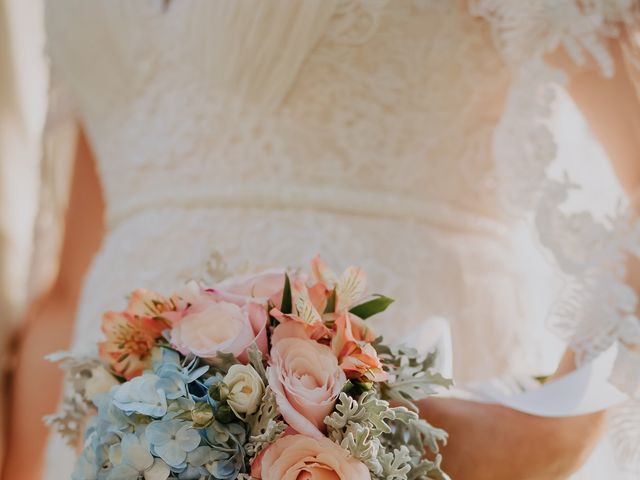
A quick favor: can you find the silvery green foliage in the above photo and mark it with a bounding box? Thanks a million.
[214,351,242,374]
[326,390,450,480]
[245,388,286,459]
[44,352,103,445]
[247,344,268,385]
[374,341,453,409]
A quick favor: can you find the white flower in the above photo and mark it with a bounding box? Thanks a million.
[84,365,119,401]
[223,364,264,416]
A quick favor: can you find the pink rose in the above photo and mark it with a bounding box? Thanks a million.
[267,337,346,438]
[170,295,267,363]
[213,269,286,305]
[252,434,371,480]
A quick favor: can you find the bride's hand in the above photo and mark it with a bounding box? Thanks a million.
[418,395,606,480]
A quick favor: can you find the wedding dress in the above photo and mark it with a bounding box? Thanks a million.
[41,1,640,478]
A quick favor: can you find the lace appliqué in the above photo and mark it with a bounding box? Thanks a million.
[473,0,640,471]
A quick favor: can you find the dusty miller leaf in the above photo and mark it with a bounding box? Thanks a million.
[213,351,240,374]
[247,344,268,385]
[377,446,412,480]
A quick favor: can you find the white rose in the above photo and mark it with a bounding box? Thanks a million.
[223,364,265,416]
[84,365,119,401]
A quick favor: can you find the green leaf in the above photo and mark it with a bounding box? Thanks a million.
[208,380,229,402]
[534,374,549,384]
[342,379,373,397]
[215,404,236,424]
[349,295,394,319]
[280,273,292,314]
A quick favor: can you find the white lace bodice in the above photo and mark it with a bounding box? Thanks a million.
[43,1,640,475]
[47,0,531,376]
[47,0,510,230]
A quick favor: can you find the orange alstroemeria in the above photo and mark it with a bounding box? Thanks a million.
[126,288,182,323]
[331,313,387,382]
[98,310,168,379]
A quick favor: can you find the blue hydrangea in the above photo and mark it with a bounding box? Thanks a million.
[112,374,168,417]
[146,420,201,469]
[191,373,224,406]
[94,392,135,434]
[71,449,101,480]
[174,446,216,479]
[72,349,250,480]
[204,420,247,447]
[71,410,126,480]
[107,433,170,480]
[172,443,244,480]
[153,349,209,401]
[72,426,115,480]
[164,397,196,420]
[201,421,248,479]
[205,450,245,480]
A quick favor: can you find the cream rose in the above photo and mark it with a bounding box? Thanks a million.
[170,296,268,362]
[252,434,371,480]
[223,364,264,416]
[267,337,346,438]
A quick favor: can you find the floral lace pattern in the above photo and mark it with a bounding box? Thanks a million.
[473,0,640,471]
[46,0,510,232]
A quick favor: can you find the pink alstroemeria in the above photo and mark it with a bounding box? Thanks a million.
[310,256,367,312]
[270,287,331,342]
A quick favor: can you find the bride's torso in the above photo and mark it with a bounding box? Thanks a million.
[46,0,549,382]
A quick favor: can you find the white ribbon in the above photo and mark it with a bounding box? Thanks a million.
[411,317,628,416]
[461,345,628,417]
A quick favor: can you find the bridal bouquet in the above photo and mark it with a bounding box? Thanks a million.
[48,257,451,480]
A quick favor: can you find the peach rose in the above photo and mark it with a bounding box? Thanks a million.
[252,434,371,480]
[170,295,268,363]
[267,337,346,439]
[270,321,311,345]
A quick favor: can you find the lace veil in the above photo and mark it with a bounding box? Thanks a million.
[471,0,640,470]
